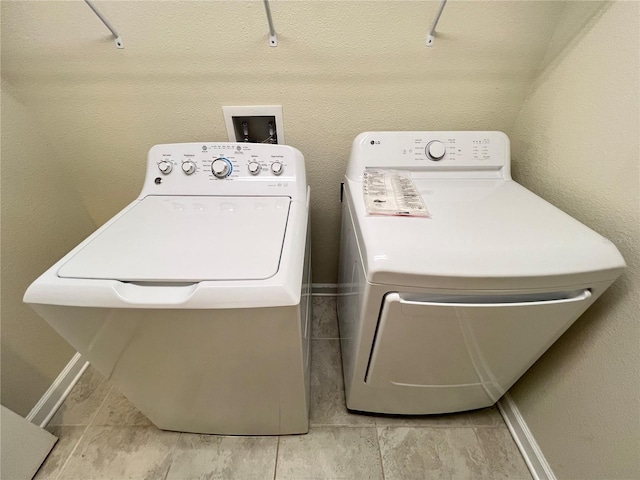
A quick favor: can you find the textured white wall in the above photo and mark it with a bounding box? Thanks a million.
[508,2,640,478]
[1,0,564,282]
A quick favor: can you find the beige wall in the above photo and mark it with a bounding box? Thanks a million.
[1,6,638,477]
[0,85,97,415]
[1,0,568,415]
[1,0,565,283]
[508,2,640,479]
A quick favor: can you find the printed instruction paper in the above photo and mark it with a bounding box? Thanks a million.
[363,169,430,217]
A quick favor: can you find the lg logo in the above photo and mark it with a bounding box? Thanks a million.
[370,140,381,145]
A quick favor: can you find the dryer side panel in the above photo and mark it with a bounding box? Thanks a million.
[337,196,363,394]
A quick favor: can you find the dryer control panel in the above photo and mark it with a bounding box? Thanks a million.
[139,142,307,201]
[347,131,511,180]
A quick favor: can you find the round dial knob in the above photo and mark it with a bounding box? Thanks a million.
[158,160,173,174]
[248,161,261,175]
[181,161,196,175]
[425,140,447,160]
[270,161,284,176]
[426,141,446,161]
[211,158,232,178]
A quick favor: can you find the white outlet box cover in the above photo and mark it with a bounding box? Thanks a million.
[222,105,285,144]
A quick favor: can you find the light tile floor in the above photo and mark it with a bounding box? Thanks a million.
[36,296,532,480]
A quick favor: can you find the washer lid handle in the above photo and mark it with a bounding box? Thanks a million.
[113,282,198,306]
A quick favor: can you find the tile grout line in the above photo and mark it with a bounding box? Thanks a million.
[87,384,114,427]
[47,375,113,429]
[161,432,183,480]
[310,423,375,428]
[89,385,114,427]
[272,436,280,480]
[470,424,533,479]
[470,426,495,473]
[371,423,510,429]
[50,424,90,480]
[374,426,386,480]
[49,380,114,480]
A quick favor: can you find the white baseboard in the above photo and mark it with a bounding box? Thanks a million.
[26,353,89,428]
[498,393,556,480]
[312,283,338,296]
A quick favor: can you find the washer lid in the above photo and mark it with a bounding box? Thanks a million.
[58,196,291,282]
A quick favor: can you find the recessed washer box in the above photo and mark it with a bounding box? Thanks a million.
[223,105,285,144]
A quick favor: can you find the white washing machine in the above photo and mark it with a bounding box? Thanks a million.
[25,142,311,435]
[338,131,625,415]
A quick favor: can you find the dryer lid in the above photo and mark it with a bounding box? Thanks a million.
[57,196,291,282]
[346,177,625,289]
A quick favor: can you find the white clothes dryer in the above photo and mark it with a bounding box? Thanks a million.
[338,131,625,415]
[25,142,311,435]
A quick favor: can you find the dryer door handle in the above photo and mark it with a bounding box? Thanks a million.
[397,289,592,309]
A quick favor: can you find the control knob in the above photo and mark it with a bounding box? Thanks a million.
[248,161,261,175]
[181,161,196,175]
[426,141,446,161]
[270,161,284,176]
[158,160,173,174]
[211,158,232,179]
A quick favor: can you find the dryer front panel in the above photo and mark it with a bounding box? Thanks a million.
[365,290,594,402]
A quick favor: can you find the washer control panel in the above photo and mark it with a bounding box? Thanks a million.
[153,146,289,179]
[141,142,306,200]
[347,131,511,180]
